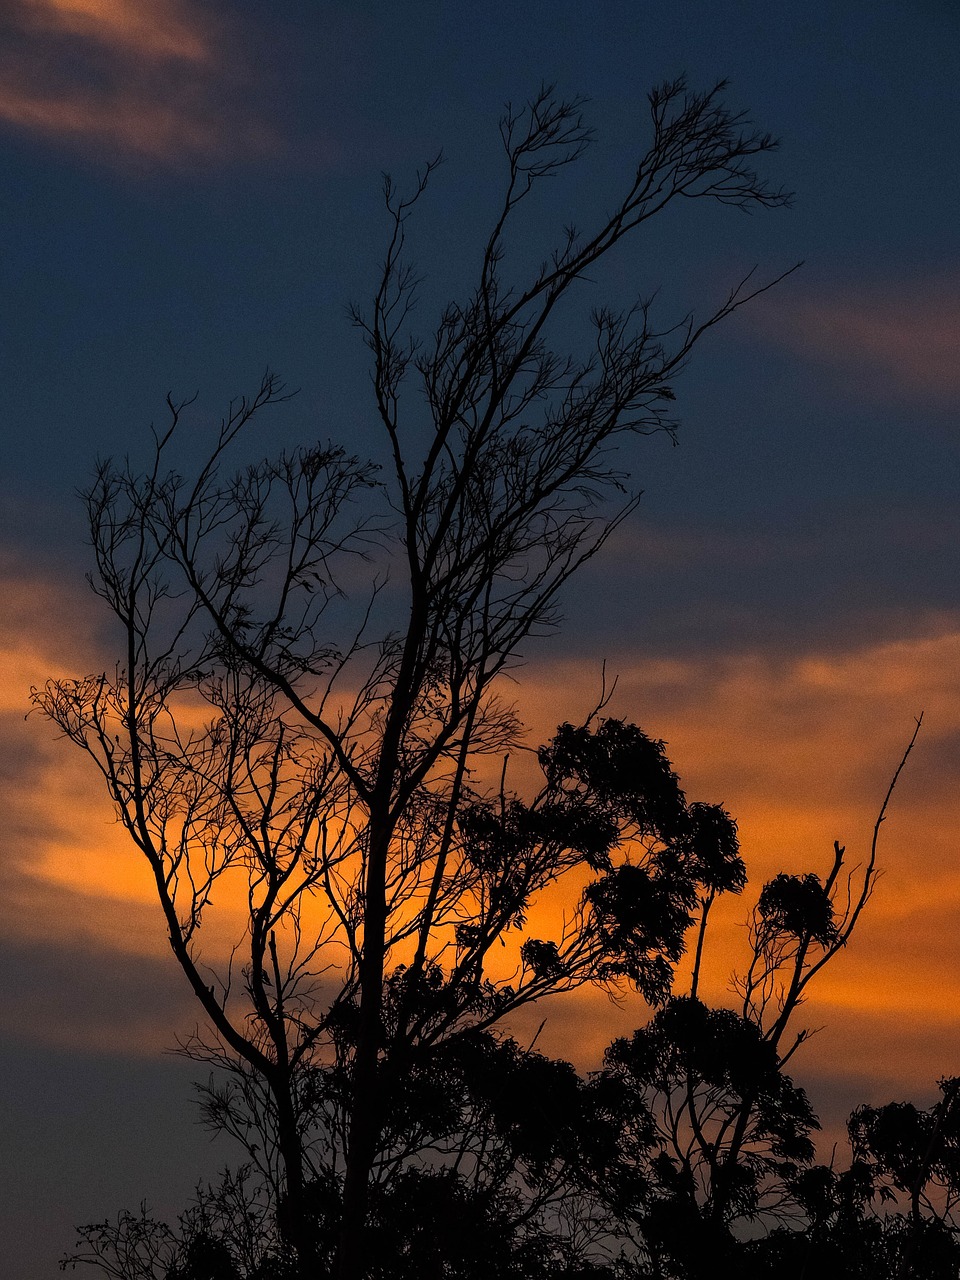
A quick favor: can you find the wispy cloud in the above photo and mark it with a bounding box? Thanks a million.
[0,932,193,1054]
[0,0,276,164]
[16,0,209,61]
[0,560,159,951]
[758,278,960,405]
[9,553,960,1095]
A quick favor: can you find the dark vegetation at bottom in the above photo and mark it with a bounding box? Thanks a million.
[63,721,955,1280]
[65,1039,960,1280]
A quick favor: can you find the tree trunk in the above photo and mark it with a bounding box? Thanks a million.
[336,811,391,1280]
[272,1072,319,1279]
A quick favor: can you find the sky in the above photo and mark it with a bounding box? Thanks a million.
[2,1,960,1274]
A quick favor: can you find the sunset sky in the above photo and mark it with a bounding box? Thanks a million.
[2,2,960,1274]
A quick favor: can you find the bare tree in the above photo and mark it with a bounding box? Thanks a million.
[37,79,794,1279]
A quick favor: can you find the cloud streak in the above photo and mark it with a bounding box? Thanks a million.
[0,0,276,165]
[16,0,209,61]
[757,277,960,405]
[0,933,194,1054]
[8,553,960,1102]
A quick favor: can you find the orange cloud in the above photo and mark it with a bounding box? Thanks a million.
[9,553,960,1100]
[515,627,960,1092]
[0,0,276,164]
[758,280,960,404]
[17,0,209,62]
[0,77,269,164]
[0,562,168,955]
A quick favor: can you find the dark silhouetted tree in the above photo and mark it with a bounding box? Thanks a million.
[745,1080,960,1280]
[588,725,921,1276]
[38,79,793,1279]
[61,730,923,1280]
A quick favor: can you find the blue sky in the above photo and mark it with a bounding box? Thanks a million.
[2,2,960,1274]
